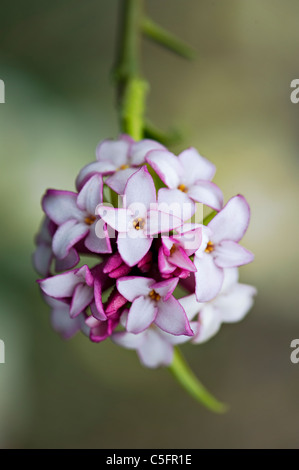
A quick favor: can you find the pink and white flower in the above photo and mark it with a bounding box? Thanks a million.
[76,135,165,193]
[117,276,194,336]
[146,147,223,213]
[42,174,111,262]
[98,166,183,266]
[179,268,257,343]
[194,195,254,302]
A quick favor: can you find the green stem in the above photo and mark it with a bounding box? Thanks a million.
[114,0,147,140]
[142,17,195,60]
[169,348,228,413]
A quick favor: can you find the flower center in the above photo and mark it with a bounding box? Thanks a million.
[170,244,177,256]
[205,241,214,253]
[177,184,188,193]
[149,289,161,302]
[133,217,145,230]
[84,215,97,226]
[118,164,129,170]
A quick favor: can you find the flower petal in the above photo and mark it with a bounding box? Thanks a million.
[42,190,83,225]
[124,166,156,209]
[112,330,145,349]
[192,304,222,344]
[146,149,181,189]
[178,294,202,321]
[52,220,88,259]
[77,174,103,214]
[96,137,131,166]
[117,276,153,301]
[188,181,223,211]
[38,270,81,298]
[152,278,179,300]
[76,161,116,190]
[158,188,196,221]
[169,246,196,272]
[33,243,52,277]
[155,296,194,336]
[55,248,80,272]
[70,283,94,318]
[214,240,254,268]
[117,234,152,266]
[138,329,174,368]
[97,207,132,232]
[208,195,251,243]
[105,167,138,195]
[126,296,158,334]
[194,252,224,302]
[178,147,216,183]
[49,301,83,339]
[146,210,183,236]
[130,139,165,165]
[84,222,112,254]
[215,283,257,323]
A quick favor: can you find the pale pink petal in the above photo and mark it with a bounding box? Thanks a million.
[117,234,152,266]
[96,138,131,166]
[172,227,202,255]
[152,278,179,300]
[76,161,116,190]
[52,220,88,259]
[158,328,193,345]
[33,243,52,276]
[214,240,254,268]
[146,209,183,236]
[70,283,94,317]
[220,268,239,292]
[97,206,132,232]
[178,294,202,321]
[192,304,222,344]
[158,247,176,275]
[124,166,156,209]
[194,252,224,302]
[169,246,196,272]
[77,174,103,214]
[188,181,223,211]
[130,139,165,165]
[126,296,158,333]
[155,296,194,336]
[178,147,216,184]
[138,329,174,368]
[84,222,112,254]
[50,301,83,339]
[112,330,145,349]
[55,248,80,272]
[38,270,81,298]
[157,188,196,221]
[146,149,182,189]
[117,276,153,301]
[105,167,138,195]
[208,195,251,243]
[42,190,82,225]
[91,278,106,321]
[76,265,94,286]
[215,283,257,323]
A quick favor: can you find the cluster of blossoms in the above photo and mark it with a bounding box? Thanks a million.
[34,135,256,368]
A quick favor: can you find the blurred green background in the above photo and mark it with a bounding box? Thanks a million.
[1,0,299,448]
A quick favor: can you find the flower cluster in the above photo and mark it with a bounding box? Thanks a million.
[34,135,256,368]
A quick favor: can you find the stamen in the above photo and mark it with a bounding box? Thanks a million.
[149,289,161,302]
[119,164,129,170]
[205,241,214,253]
[177,184,188,193]
[170,244,177,256]
[85,215,97,225]
[133,217,145,230]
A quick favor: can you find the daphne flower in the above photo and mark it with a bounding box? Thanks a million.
[179,268,257,343]
[76,135,165,193]
[38,265,98,318]
[42,174,111,262]
[43,294,89,340]
[158,225,202,277]
[146,147,223,213]
[116,276,193,336]
[194,195,254,302]
[98,167,183,266]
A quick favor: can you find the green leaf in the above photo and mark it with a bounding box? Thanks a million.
[168,348,228,413]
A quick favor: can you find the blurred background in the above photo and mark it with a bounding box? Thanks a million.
[0,0,298,448]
